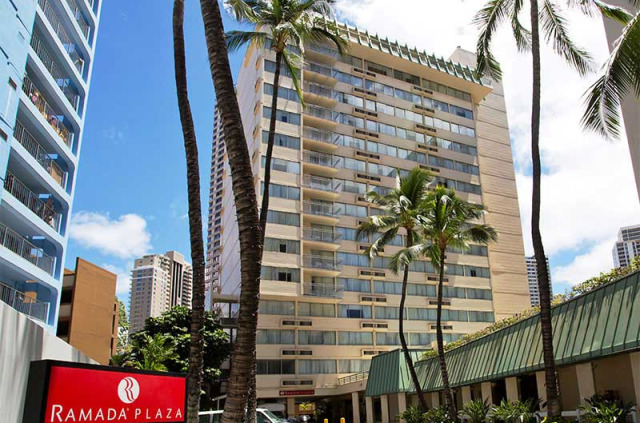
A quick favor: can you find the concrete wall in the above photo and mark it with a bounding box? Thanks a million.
[0,302,95,423]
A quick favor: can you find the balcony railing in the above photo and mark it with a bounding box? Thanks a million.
[0,222,55,275]
[303,282,344,298]
[302,175,341,192]
[37,0,85,74]
[13,121,67,189]
[303,255,342,271]
[22,74,74,148]
[303,227,342,243]
[4,172,61,232]
[302,127,338,145]
[307,43,339,58]
[64,0,91,40]
[302,201,341,217]
[303,82,333,98]
[0,281,49,323]
[302,151,340,167]
[30,31,80,110]
[304,62,333,77]
[337,371,369,386]
[304,105,334,121]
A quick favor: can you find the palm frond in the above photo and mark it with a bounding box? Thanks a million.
[367,227,399,259]
[225,30,268,52]
[474,0,514,80]
[582,10,640,138]
[389,244,424,274]
[282,49,304,103]
[224,0,262,23]
[592,0,634,25]
[511,0,531,51]
[540,0,594,75]
[464,224,499,243]
[364,190,390,207]
[355,216,398,241]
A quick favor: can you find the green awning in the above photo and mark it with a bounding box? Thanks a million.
[365,349,425,397]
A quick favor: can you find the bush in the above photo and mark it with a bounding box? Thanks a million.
[399,406,427,423]
[491,399,540,423]
[424,406,454,423]
[460,399,491,423]
[579,395,634,423]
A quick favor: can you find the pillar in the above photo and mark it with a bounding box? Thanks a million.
[481,382,493,405]
[381,395,390,423]
[352,392,361,423]
[365,396,374,423]
[287,397,296,419]
[506,377,519,402]
[397,392,407,420]
[536,371,548,411]
[431,392,440,407]
[461,386,472,405]
[629,352,640,410]
[575,362,596,405]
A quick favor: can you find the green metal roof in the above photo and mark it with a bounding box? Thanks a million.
[366,270,640,396]
[365,349,426,397]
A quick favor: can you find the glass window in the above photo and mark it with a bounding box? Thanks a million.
[261,266,300,282]
[374,306,400,320]
[376,332,401,345]
[257,359,295,375]
[338,304,372,319]
[298,330,336,345]
[263,107,301,125]
[338,359,371,373]
[262,183,300,200]
[259,300,294,315]
[257,329,295,344]
[264,238,300,254]
[339,278,371,292]
[298,360,337,374]
[261,156,300,174]
[338,331,373,345]
[298,302,335,317]
[266,210,300,226]
[264,83,300,102]
[262,131,300,150]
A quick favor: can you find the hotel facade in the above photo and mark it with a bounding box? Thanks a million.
[212,23,530,413]
[0,0,101,332]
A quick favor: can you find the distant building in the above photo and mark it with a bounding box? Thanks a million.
[129,251,193,333]
[612,225,640,268]
[525,256,551,307]
[58,258,118,365]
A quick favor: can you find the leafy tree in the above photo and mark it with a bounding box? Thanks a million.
[130,333,178,372]
[398,186,497,417]
[115,297,129,353]
[475,0,593,416]
[356,167,433,410]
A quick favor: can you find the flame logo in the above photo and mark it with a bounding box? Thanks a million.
[117,377,140,404]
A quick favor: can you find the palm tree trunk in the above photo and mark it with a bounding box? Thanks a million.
[436,247,456,418]
[173,1,205,421]
[399,229,428,411]
[529,0,561,417]
[198,2,263,423]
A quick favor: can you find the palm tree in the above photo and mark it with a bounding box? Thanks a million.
[197,1,264,423]
[224,0,347,237]
[401,186,497,418]
[475,0,594,416]
[356,167,432,411]
[172,0,206,420]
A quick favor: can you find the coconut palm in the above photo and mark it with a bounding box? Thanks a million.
[224,0,347,237]
[172,0,207,419]
[356,167,432,411]
[475,0,594,416]
[197,1,264,423]
[396,186,497,418]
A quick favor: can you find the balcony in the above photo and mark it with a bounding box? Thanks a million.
[302,151,341,176]
[303,200,341,217]
[37,0,85,74]
[303,227,342,244]
[22,74,74,149]
[64,0,91,40]
[13,121,67,189]
[303,62,336,86]
[303,255,342,274]
[306,43,340,64]
[301,175,341,200]
[304,105,337,130]
[0,222,55,276]
[302,127,339,152]
[303,82,337,108]
[4,172,62,232]
[30,31,80,111]
[303,282,344,299]
[0,281,50,323]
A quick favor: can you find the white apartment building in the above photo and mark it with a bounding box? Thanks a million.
[612,224,640,268]
[129,250,193,332]
[525,255,550,307]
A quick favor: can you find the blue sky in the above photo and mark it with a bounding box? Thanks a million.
[67,0,640,306]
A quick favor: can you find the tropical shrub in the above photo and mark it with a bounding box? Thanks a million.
[460,398,491,423]
[578,395,634,423]
[424,405,454,423]
[491,399,540,423]
[399,406,427,423]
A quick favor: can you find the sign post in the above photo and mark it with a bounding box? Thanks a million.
[22,360,187,423]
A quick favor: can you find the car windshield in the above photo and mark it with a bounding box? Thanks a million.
[261,410,284,422]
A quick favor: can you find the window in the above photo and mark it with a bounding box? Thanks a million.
[257,359,295,375]
[374,281,403,295]
[298,302,335,317]
[259,300,294,315]
[338,304,372,319]
[261,266,300,282]
[337,252,370,268]
[339,278,371,293]
[261,131,300,150]
[375,306,401,320]
[262,183,300,200]
[265,238,300,254]
[264,60,297,78]
[338,331,373,345]
[336,227,367,242]
[298,360,337,374]
[263,107,301,125]
[266,210,300,226]
[338,359,371,373]
[333,70,363,87]
[264,83,299,102]
[257,329,295,344]
[298,330,336,345]
[409,333,436,346]
[376,332,401,345]
[261,156,300,174]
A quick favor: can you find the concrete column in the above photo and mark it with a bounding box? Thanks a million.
[536,371,548,410]
[481,382,493,405]
[431,392,440,407]
[381,395,390,423]
[352,392,361,423]
[629,352,640,410]
[397,392,407,420]
[506,377,519,402]
[365,396,374,423]
[286,397,296,419]
[576,362,596,404]
[461,386,472,405]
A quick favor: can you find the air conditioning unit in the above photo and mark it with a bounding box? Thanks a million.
[281,349,313,356]
[360,321,389,329]
[360,295,387,303]
[429,300,451,306]
[431,324,453,330]
[281,319,313,327]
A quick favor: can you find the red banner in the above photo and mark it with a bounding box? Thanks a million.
[279,390,315,396]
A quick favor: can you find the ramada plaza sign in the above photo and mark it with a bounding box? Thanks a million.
[23,360,186,423]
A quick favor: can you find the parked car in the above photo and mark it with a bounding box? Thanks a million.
[199,408,285,423]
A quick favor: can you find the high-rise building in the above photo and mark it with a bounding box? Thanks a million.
[205,106,225,311]
[213,23,530,409]
[129,251,193,333]
[58,257,118,364]
[612,224,640,268]
[602,1,640,200]
[0,0,102,332]
[525,255,551,307]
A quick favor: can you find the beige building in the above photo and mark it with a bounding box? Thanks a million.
[129,250,193,333]
[58,258,118,365]
[214,22,530,415]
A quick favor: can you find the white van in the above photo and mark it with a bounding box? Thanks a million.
[198,408,284,423]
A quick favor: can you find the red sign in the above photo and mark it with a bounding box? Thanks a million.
[23,361,186,423]
[279,390,315,396]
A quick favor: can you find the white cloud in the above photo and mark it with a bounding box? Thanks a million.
[102,263,133,296]
[336,0,640,280]
[69,212,152,259]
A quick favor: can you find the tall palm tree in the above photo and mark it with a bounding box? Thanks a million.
[399,186,497,418]
[224,0,347,237]
[356,167,432,411]
[172,0,206,420]
[197,1,264,423]
[475,0,593,416]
